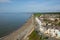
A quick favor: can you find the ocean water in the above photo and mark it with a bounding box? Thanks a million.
[0,13,32,38]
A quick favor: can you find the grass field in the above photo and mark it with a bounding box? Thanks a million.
[29,30,48,40]
[34,13,41,17]
[29,30,40,40]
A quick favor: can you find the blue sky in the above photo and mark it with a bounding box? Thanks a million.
[0,0,60,12]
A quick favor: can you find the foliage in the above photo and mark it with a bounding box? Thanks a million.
[29,31,40,40]
[29,30,48,40]
[34,13,41,17]
[58,22,60,26]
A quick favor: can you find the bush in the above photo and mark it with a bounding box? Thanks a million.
[29,30,48,40]
[58,22,60,26]
[34,13,41,17]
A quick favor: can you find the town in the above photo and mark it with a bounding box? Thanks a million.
[34,13,60,40]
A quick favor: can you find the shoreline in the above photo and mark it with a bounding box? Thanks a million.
[0,15,34,40]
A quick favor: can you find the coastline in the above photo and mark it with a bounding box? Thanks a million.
[0,14,34,40]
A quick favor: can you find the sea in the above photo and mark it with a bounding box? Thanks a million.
[0,12,32,38]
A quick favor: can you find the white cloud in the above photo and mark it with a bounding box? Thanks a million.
[0,0,11,3]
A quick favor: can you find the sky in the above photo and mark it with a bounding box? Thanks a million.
[0,0,60,12]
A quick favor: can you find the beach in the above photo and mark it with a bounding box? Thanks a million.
[0,15,34,40]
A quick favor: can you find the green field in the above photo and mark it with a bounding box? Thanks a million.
[34,13,41,17]
[29,30,48,40]
[29,30,40,40]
